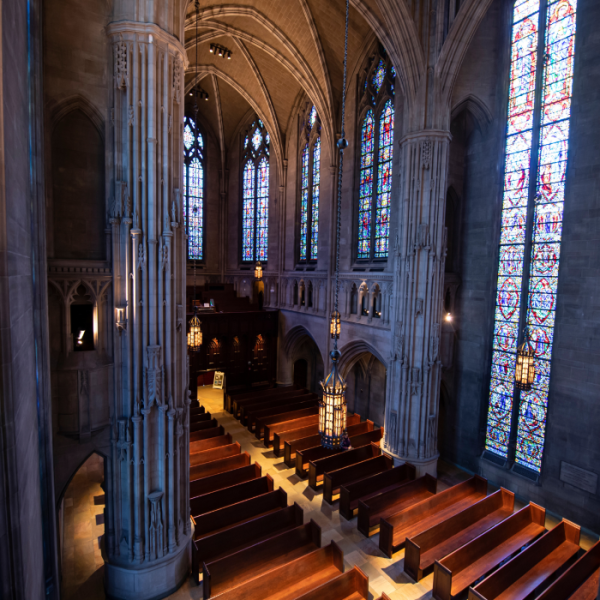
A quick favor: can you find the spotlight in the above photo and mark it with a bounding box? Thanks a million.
[445,313,453,322]
[227,51,231,59]
[218,48,223,57]
[209,45,214,54]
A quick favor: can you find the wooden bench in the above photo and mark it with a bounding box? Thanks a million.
[189,462,261,499]
[225,383,275,412]
[202,520,321,598]
[323,453,394,504]
[193,488,287,541]
[255,406,319,440]
[273,414,361,457]
[193,503,304,583]
[189,442,241,468]
[190,425,224,443]
[190,411,212,424]
[294,566,369,600]
[263,414,319,447]
[205,541,344,600]
[308,443,383,490]
[189,433,232,454]
[285,421,373,468]
[190,474,274,519]
[190,418,218,433]
[535,538,600,600]
[468,519,581,600]
[229,386,297,415]
[189,452,250,482]
[432,502,547,600]
[357,474,437,537]
[190,405,206,416]
[405,488,515,581]
[378,475,488,556]
[339,462,416,520]
[238,390,311,423]
[246,399,318,433]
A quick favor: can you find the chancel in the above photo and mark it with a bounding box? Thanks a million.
[2,0,600,599]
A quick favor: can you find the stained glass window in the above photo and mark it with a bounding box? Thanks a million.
[357,51,395,261]
[183,116,204,260]
[298,107,320,263]
[242,118,270,262]
[485,0,577,473]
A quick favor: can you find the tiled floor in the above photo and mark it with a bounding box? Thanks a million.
[61,453,106,600]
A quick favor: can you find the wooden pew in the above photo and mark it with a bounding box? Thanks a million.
[202,520,321,598]
[190,474,274,519]
[339,463,416,520]
[246,398,318,433]
[294,566,369,600]
[190,418,218,433]
[193,488,287,541]
[190,411,212,424]
[378,476,487,556]
[535,538,600,600]
[238,390,312,422]
[190,405,206,416]
[189,452,250,482]
[432,503,547,600]
[357,474,437,537]
[190,425,224,443]
[206,541,344,600]
[405,488,515,581]
[189,462,261,499]
[189,433,232,454]
[228,385,295,415]
[194,503,304,582]
[263,414,320,447]
[224,382,273,412]
[308,443,383,490]
[285,421,373,468]
[189,442,241,468]
[255,406,319,440]
[323,453,394,504]
[376,595,392,600]
[273,414,361,457]
[468,520,581,600]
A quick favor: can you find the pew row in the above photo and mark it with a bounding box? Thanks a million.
[202,520,321,599]
[404,488,515,581]
[189,462,261,500]
[535,538,600,600]
[238,390,312,423]
[432,503,547,600]
[225,382,277,412]
[255,406,320,440]
[189,442,241,468]
[308,442,384,490]
[378,475,488,556]
[190,474,274,519]
[273,414,361,457]
[190,418,218,433]
[284,420,373,467]
[189,452,250,484]
[230,385,298,416]
[468,520,581,600]
[193,503,303,585]
[190,425,224,443]
[293,567,369,600]
[190,433,232,454]
[207,541,344,600]
[190,405,206,416]
[247,399,318,434]
[190,411,212,424]
[339,463,416,520]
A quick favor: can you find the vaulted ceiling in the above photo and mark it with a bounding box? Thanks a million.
[183,0,386,168]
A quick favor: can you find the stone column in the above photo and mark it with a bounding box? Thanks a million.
[384,130,450,477]
[105,21,191,600]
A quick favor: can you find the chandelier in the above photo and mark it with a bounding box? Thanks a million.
[515,328,535,391]
[320,0,350,450]
[254,261,263,280]
[187,314,203,351]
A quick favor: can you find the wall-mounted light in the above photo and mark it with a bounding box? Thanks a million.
[445,312,453,322]
[116,306,127,332]
[210,44,232,60]
[77,330,85,346]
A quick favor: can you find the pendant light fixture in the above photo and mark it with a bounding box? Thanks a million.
[320,0,350,450]
[515,327,535,391]
[254,261,263,280]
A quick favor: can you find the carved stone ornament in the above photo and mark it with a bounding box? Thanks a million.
[172,59,182,103]
[128,105,134,127]
[416,297,424,316]
[115,42,128,89]
[429,323,440,363]
[176,304,184,331]
[145,345,162,407]
[138,243,145,270]
[148,492,164,560]
[421,140,432,170]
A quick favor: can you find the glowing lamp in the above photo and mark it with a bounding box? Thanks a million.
[330,311,341,339]
[515,335,535,391]
[187,314,203,351]
[445,312,453,322]
[254,261,263,280]
[319,350,347,449]
[77,330,85,346]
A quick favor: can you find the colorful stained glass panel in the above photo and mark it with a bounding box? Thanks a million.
[299,144,309,262]
[375,100,393,258]
[242,161,256,261]
[311,138,320,261]
[256,157,269,261]
[358,110,374,259]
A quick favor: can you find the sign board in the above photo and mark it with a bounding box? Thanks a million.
[213,371,225,390]
[560,461,598,495]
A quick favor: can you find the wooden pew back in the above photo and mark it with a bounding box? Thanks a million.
[189,433,232,454]
[294,566,369,600]
[256,406,320,439]
[230,386,298,414]
[238,390,311,420]
[189,452,250,483]
[189,462,260,499]
[189,442,241,467]
[190,418,218,433]
[248,398,318,432]
[226,384,283,412]
[190,425,224,442]
[190,412,212,423]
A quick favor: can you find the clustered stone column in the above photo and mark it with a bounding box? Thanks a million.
[105,21,191,599]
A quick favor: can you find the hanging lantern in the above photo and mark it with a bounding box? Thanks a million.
[515,331,535,391]
[330,311,341,339]
[187,314,203,351]
[254,261,263,280]
[319,350,347,449]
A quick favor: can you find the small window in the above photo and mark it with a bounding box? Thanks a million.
[361,294,369,317]
[373,294,381,318]
[350,285,358,315]
[293,281,299,306]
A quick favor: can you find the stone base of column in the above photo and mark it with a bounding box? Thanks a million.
[389,452,440,478]
[104,530,192,600]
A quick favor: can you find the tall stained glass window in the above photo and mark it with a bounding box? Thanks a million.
[357,48,395,261]
[183,116,205,260]
[485,0,577,474]
[242,118,270,262]
[299,106,321,262]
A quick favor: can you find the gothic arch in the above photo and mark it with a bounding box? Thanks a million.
[282,324,320,361]
[338,339,387,379]
[56,448,108,508]
[49,94,105,141]
[451,94,493,134]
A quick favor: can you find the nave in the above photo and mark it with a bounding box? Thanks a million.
[177,386,600,600]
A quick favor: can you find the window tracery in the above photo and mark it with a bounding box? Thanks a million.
[183,116,204,260]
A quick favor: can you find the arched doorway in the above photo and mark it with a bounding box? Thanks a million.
[59,452,106,599]
[345,353,387,426]
[293,358,308,388]
[282,326,325,394]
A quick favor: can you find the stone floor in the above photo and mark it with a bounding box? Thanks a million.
[61,453,106,600]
